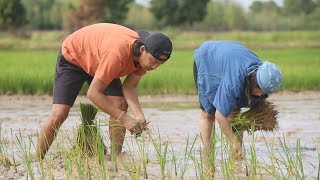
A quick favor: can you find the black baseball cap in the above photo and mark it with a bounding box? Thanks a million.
[137,31,173,61]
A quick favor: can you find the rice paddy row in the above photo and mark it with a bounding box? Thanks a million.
[0,122,318,179]
[0,48,319,95]
[1,30,320,50]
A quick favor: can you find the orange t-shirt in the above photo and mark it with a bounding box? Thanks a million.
[61,23,146,85]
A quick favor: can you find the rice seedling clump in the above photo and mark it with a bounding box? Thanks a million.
[231,100,279,134]
[76,103,106,156]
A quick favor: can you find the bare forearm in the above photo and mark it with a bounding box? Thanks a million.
[86,77,125,119]
[88,88,139,131]
[87,88,121,118]
[122,86,145,119]
[87,76,142,134]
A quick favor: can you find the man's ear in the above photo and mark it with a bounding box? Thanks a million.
[140,45,146,53]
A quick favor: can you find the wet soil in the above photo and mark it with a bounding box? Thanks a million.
[0,92,319,179]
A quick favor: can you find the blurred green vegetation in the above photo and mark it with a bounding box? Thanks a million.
[1,30,320,50]
[1,30,319,95]
[0,46,319,95]
[0,50,56,94]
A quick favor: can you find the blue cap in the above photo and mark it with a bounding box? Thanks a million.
[256,61,283,94]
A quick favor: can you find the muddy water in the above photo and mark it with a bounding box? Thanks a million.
[0,93,319,179]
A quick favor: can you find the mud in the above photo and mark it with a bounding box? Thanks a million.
[0,92,319,179]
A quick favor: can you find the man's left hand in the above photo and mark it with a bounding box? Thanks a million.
[134,117,149,137]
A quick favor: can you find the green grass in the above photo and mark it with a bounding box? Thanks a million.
[0,31,64,50]
[170,30,320,50]
[0,48,319,95]
[0,50,57,94]
[138,50,195,94]
[257,48,320,91]
[2,30,320,50]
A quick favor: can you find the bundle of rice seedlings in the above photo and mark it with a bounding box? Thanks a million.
[76,103,106,156]
[231,100,279,134]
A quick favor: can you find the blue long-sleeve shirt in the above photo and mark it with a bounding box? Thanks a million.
[194,41,262,116]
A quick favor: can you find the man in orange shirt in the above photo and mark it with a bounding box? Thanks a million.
[36,23,173,160]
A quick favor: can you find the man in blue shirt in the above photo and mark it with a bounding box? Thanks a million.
[193,40,283,158]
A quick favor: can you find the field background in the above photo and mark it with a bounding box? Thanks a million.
[0,30,320,95]
[1,1,320,179]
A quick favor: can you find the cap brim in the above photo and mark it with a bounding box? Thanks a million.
[137,31,151,40]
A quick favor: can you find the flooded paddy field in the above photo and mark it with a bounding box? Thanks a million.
[0,92,319,179]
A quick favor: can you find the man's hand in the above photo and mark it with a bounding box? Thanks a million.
[136,117,149,130]
[134,117,150,137]
[121,115,142,135]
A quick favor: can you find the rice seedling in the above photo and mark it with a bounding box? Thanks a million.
[74,155,85,179]
[61,149,73,178]
[278,138,296,178]
[220,156,233,179]
[150,129,169,180]
[8,129,19,173]
[76,103,106,158]
[189,145,206,180]
[257,134,310,179]
[231,100,279,135]
[246,128,258,178]
[295,139,305,178]
[205,127,218,178]
[119,152,141,180]
[196,130,217,179]
[134,132,150,179]
[260,135,281,178]
[277,137,306,179]
[56,129,107,179]
[14,129,35,179]
[0,147,12,169]
[1,97,318,179]
[317,153,320,179]
[170,144,178,176]
[263,139,285,179]
[0,123,12,169]
[119,131,150,179]
[178,133,197,178]
[0,124,317,179]
[212,129,245,179]
[219,135,234,179]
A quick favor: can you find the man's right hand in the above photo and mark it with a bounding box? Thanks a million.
[121,115,142,135]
